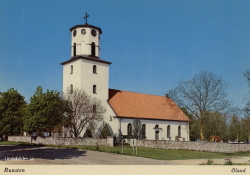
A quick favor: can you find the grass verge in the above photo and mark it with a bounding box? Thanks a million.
[0,141,43,146]
[1,141,250,161]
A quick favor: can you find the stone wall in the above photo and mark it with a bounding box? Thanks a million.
[8,136,114,147]
[136,140,250,153]
[8,136,250,153]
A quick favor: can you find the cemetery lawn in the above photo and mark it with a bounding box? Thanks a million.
[1,141,250,160]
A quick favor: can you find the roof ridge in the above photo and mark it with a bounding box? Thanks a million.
[109,88,167,98]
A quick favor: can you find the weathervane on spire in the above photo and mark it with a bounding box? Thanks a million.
[84,13,89,24]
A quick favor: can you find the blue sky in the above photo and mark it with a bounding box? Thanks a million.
[0,0,250,108]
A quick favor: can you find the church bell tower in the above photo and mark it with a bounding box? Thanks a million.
[61,14,111,111]
[70,13,101,58]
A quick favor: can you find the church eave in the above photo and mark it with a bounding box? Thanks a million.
[115,116,190,122]
[70,24,102,34]
[60,56,112,65]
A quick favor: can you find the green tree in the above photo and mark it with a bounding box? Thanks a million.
[96,122,113,138]
[169,71,230,141]
[227,108,245,142]
[243,69,250,142]
[202,112,228,141]
[241,117,250,142]
[24,86,65,136]
[99,123,111,138]
[228,115,241,141]
[0,88,26,137]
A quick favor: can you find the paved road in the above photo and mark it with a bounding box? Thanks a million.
[1,145,250,165]
[0,145,174,165]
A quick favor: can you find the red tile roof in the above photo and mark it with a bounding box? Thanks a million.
[209,136,222,142]
[108,89,190,122]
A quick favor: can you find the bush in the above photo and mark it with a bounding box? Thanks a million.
[200,159,214,165]
[99,123,111,138]
[224,159,233,165]
[206,159,214,165]
[95,143,100,151]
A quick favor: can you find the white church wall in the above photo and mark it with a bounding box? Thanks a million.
[115,118,189,141]
[104,104,119,124]
[80,59,109,109]
[62,59,83,93]
[74,103,190,142]
[80,41,87,56]
[63,59,109,105]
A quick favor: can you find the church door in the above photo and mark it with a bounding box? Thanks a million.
[155,131,159,140]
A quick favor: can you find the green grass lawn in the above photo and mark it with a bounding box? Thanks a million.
[0,141,41,146]
[1,141,250,161]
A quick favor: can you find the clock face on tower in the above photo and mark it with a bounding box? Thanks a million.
[73,30,77,37]
[91,29,97,37]
[81,29,86,35]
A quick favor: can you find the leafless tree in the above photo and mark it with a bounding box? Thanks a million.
[63,88,106,138]
[243,69,250,141]
[244,70,250,116]
[169,71,230,141]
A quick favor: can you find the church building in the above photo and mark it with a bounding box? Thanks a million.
[60,15,190,141]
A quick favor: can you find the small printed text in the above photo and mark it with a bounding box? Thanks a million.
[5,156,34,161]
[231,168,247,173]
[4,168,25,173]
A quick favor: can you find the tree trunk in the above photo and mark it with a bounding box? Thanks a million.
[3,133,8,141]
[248,131,250,143]
[20,128,23,136]
[200,124,204,141]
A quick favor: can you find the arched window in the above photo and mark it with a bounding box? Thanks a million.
[155,124,159,140]
[167,125,171,138]
[71,65,73,74]
[93,65,97,74]
[93,85,96,94]
[93,104,96,113]
[178,126,181,137]
[91,42,96,56]
[142,124,146,139]
[70,84,73,94]
[73,43,76,56]
[127,123,132,136]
